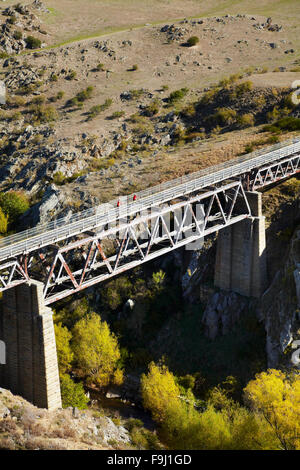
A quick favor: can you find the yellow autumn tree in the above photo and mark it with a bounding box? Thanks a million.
[0,207,7,234]
[244,369,300,450]
[141,363,278,450]
[54,322,74,374]
[141,362,181,423]
[72,312,123,388]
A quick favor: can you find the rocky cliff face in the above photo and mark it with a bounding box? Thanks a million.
[0,387,131,450]
[179,180,300,369]
[259,227,300,368]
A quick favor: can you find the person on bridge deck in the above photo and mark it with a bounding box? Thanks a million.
[133,194,137,201]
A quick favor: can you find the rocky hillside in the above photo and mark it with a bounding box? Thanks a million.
[0,386,133,450]
[0,2,298,229]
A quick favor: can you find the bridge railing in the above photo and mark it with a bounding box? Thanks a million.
[0,136,299,261]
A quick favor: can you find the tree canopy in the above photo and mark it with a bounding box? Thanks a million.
[244,369,300,450]
[72,312,123,387]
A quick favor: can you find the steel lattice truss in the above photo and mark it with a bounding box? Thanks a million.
[0,181,250,304]
[250,153,300,190]
[0,139,299,303]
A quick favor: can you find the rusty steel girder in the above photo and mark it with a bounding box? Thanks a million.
[0,137,299,304]
[35,181,250,303]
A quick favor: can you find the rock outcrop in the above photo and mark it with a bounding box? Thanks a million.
[259,228,300,367]
[0,387,131,450]
[202,291,248,340]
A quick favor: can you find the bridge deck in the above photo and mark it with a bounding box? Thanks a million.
[0,136,299,261]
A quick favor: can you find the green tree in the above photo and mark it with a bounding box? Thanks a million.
[54,297,91,329]
[0,191,29,226]
[54,323,73,374]
[25,36,42,49]
[60,373,88,409]
[72,312,123,387]
[0,207,8,234]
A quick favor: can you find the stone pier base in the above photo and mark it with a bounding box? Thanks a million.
[214,192,267,298]
[0,281,62,410]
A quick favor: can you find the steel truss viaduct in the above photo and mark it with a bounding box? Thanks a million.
[0,137,299,304]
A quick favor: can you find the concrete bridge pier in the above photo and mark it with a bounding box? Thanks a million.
[0,280,62,410]
[214,191,268,298]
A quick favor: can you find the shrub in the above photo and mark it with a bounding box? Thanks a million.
[130,64,138,71]
[50,73,58,82]
[184,131,205,142]
[211,108,237,126]
[264,116,300,133]
[87,98,113,120]
[254,95,266,108]
[125,418,143,433]
[60,374,88,409]
[0,191,29,225]
[107,111,125,120]
[66,70,77,80]
[266,106,281,123]
[25,36,42,50]
[6,95,26,108]
[201,88,220,105]
[13,30,22,40]
[50,91,65,102]
[218,74,241,89]
[128,89,144,100]
[172,126,186,143]
[30,104,58,124]
[130,427,161,450]
[66,87,93,108]
[31,95,46,105]
[76,86,94,102]
[238,113,255,128]
[186,36,199,47]
[168,88,189,104]
[144,100,160,117]
[95,63,105,71]
[53,171,65,185]
[10,111,22,122]
[230,81,253,99]
[7,15,17,25]
[181,103,196,118]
